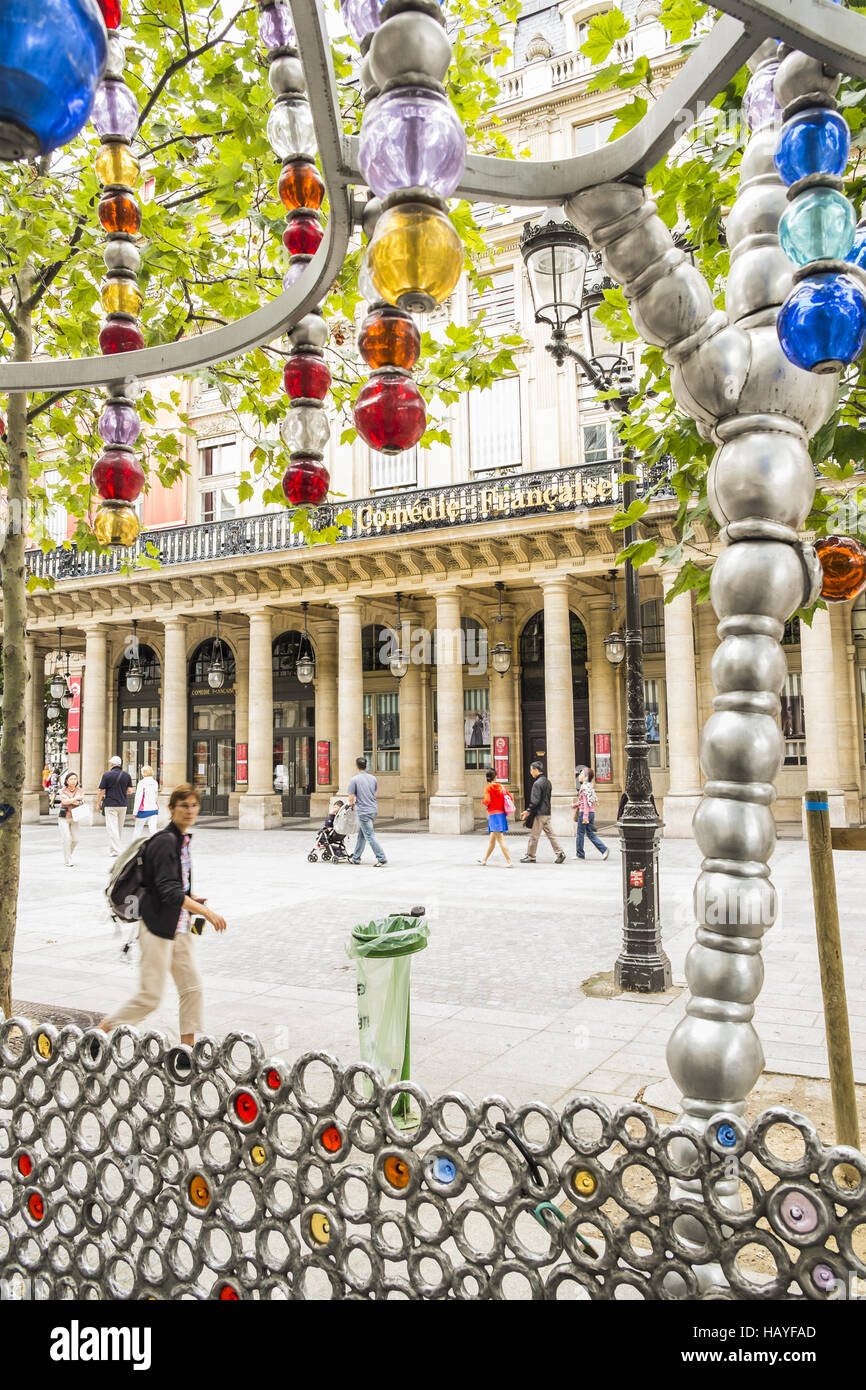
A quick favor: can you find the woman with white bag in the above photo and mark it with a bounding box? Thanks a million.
[57,772,86,867]
[132,764,160,838]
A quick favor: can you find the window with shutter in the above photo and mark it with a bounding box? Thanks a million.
[468,376,522,473]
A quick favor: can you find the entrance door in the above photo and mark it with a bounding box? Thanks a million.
[191,733,234,817]
[273,732,313,816]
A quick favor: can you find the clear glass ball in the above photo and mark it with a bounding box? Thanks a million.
[267,100,315,161]
[281,405,331,455]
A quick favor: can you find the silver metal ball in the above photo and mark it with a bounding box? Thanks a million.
[103,238,141,275]
[361,197,382,241]
[368,12,452,88]
[710,540,805,623]
[683,939,765,1003]
[286,314,328,352]
[693,796,776,866]
[672,323,750,423]
[667,1014,764,1105]
[695,871,778,938]
[710,633,787,695]
[630,262,714,349]
[775,50,840,109]
[268,56,305,96]
[700,711,783,785]
[725,245,794,323]
[708,431,814,532]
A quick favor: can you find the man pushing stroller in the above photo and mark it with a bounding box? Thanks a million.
[307,799,353,863]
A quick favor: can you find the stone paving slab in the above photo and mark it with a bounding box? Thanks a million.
[11,820,866,1112]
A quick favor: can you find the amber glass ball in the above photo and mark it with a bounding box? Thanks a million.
[815,535,866,602]
[98,191,142,235]
[95,142,139,188]
[358,306,421,371]
[93,503,140,547]
[278,160,325,212]
[367,202,463,312]
[101,279,143,317]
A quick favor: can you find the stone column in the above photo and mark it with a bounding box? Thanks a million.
[22,639,45,823]
[661,570,703,836]
[395,606,425,818]
[539,576,576,835]
[587,599,621,821]
[230,629,249,818]
[160,618,188,815]
[81,626,108,810]
[800,607,847,828]
[311,616,338,816]
[831,604,861,822]
[239,610,282,829]
[336,598,364,792]
[489,605,519,790]
[429,588,473,832]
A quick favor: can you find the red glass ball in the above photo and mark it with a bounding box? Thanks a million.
[92,449,144,502]
[98,0,122,27]
[219,1285,240,1301]
[283,354,331,401]
[283,212,324,257]
[353,373,426,453]
[321,1125,342,1154]
[17,1153,33,1178]
[234,1091,259,1124]
[28,1192,45,1222]
[281,458,330,506]
[358,306,420,371]
[265,1068,282,1091]
[99,318,144,354]
[279,160,324,211]
[815,535,866,602]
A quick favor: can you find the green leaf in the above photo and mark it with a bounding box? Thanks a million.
[579,8,630,64]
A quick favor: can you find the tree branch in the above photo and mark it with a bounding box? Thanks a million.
[27,389,71,424]
[0,297,18,337]
[137,5,249,131]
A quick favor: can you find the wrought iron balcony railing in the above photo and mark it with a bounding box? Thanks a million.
[25,459,676,584]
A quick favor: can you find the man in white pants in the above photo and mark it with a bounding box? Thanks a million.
[97,755,133,859]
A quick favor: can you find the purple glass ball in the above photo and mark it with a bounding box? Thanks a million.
[359,86,467,200]
[743,64,780,131]
[283,257,311,291]
[98,402,141,448]
[340,0,383,45]
[258,0,295,50]
[91,81,138,142]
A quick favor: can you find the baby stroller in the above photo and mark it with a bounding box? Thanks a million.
[308,800,352,864]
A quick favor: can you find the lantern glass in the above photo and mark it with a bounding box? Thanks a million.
[49,672,66,699]
[125,666,143,694]
[389,649,409,681]
[491,641,512,676]
[296,653,315,685]
[521,214,590,334]
[47,702,60,721]
[604,632,626,666]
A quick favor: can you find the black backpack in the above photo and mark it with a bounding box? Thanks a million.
[106,837,150,923]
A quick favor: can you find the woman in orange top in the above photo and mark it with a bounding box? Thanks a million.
[478,768,513,867]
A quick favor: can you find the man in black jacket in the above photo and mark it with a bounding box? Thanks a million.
[520,760,566,864]
[99,784,226,1045]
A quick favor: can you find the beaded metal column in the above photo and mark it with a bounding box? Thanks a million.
[90,0,144,548]
[343,0,463,452]
[257,0,333,507]
[564,39,839,1165]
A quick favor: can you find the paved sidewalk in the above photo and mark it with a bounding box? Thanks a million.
[12,820,866,1115]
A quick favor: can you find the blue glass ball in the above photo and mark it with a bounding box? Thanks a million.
[847,222,866,271]
[775,108,851,186]
[779,188,856,266]
[778,272,866,372]
[0,0,107,160]
[432,1157,456,1184]
[716,1123,737,1148]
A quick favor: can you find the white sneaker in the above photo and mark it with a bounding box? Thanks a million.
[602,849,610,861]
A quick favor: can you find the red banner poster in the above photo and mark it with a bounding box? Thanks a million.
[66,678,81,754]
[235,743,248,784]
[317,740,331,786]
[594,732,612,784]
[493,735,509,782]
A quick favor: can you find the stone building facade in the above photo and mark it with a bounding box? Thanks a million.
[16,2,866,834]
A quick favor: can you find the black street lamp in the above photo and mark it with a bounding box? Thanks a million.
[491,581,512,677]
[389,593,409,682]
[125,619,143,694]
[49,628,67,702]
[521,212,671,993]
[296,602,316,686]
[207,612,227,690]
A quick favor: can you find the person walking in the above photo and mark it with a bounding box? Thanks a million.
[520,760,565,864]
[347,756,387,866]
[575,766,610,861]
[57,772,84,868]
[478,769,513,867]
[133,764,160,839]
[99,783,226,1046]
[97,755,133,858]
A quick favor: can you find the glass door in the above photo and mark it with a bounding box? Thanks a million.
[273,733,313,816]
[191,733,234,816]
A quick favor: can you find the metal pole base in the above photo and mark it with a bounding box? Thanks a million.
[615,817,672,993]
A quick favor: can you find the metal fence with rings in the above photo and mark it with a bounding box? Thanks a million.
[1,1015,864,1300]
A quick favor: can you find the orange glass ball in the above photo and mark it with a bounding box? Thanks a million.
[815,535,866,602]
[98,191,142,235]
[278,159,324,212]
[358,306,420,371]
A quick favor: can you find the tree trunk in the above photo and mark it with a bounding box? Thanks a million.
[0,272,33,1020]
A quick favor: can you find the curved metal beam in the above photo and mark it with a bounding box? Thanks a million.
[0,0,350,394]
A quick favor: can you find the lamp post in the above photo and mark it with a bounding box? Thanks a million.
[296,602,316,686]
[521,212,671,992]
[389,593,409,683]
[491,581,512,677]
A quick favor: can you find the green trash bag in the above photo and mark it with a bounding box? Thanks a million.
[347,914,428,1086]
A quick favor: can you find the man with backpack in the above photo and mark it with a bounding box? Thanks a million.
[97,755,133,859]
[100,783,227,1046]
